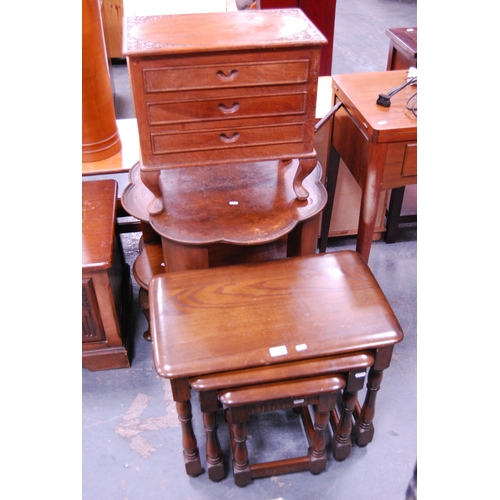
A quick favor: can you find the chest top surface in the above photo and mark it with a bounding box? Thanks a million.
[124,9,327,57]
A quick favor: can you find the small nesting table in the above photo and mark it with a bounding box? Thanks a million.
[149,250,404,478]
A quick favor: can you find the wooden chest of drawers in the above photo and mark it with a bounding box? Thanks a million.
[124,9,326,214]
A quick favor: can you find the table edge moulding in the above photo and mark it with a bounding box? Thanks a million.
[123,8,327,216]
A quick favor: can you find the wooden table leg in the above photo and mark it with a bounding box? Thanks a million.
[353,346,394,446]
[331,367,367,461]
[308,393,334,474]
[175,400,203,476]
[319,145,341,253]
[227,409,252,487]
[141,169,164,215]
[170,380,202,477]
[199,391,225,481]
[293,157,317,201]
[356,146,386,261]
[385,186,405,243]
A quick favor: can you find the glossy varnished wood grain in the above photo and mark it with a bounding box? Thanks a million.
[150,250,403,379]
[123,159,325,245]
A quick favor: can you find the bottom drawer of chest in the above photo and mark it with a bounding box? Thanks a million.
[148,123,309,165]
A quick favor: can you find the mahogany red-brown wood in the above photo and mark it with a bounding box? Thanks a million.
[258,0,337,76]
[123,9,327,214]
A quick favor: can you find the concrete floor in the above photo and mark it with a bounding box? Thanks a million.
[83,1,417,498]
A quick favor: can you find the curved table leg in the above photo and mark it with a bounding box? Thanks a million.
[293,158,317,200]
[141,169,164,215]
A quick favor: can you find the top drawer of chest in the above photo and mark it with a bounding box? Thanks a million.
[142,58,311,93]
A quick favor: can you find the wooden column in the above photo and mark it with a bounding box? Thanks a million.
[82,0,121,162]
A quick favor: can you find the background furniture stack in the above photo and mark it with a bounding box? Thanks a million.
[116,8,407,486]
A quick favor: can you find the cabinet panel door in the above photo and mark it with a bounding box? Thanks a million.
[82,278,106,342]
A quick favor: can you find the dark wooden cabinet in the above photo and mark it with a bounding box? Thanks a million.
[82,180,131,371]
[258,0,337,76]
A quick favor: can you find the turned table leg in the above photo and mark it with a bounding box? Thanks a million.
[353,367,383,446]
[199,391,225,481]
[353,346,393,447]
[170,380,202,477]
[308,394,333,474]
[227,408,252,487]
[202,411,225,481]
[331,368,368,460]
[175,400,202,476]
[331,390,357,461]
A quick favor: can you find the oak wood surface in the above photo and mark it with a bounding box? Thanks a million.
[124,9,326,56]
[150,250,403,380]
[190,352,373,391]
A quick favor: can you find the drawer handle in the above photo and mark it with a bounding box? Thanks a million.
[218,102,240,114]
[219,132,240,144]
[216,69,238,82]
